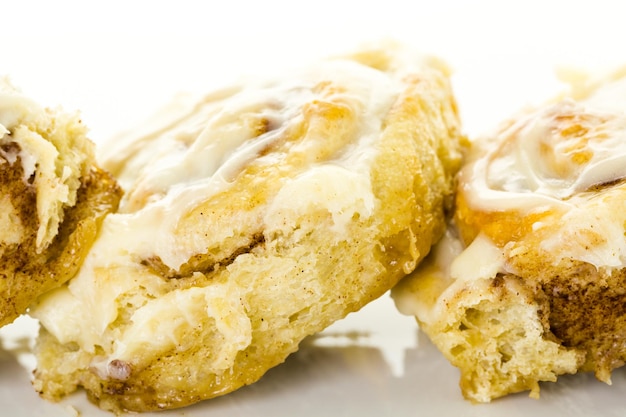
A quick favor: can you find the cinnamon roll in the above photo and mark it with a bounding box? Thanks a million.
[31,45,465,412]
[393,69,626,402]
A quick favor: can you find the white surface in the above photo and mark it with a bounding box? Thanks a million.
[2,296,626,417]
[2,0,626,415]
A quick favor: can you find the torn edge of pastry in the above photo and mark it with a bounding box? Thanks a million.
[30,43,466,412]
[392,66,626,403]
[0,77,122,327]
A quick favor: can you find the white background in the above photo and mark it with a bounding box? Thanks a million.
[4,0,626,142]
[2,1,626,416]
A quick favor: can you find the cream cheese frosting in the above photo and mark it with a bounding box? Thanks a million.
[462,70,626,206]
[461,99,626,213]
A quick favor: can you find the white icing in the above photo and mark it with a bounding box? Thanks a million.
[265,164,376,236]
[100,59,398,271]
[462,99,626,213]
[450,233,504,282]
